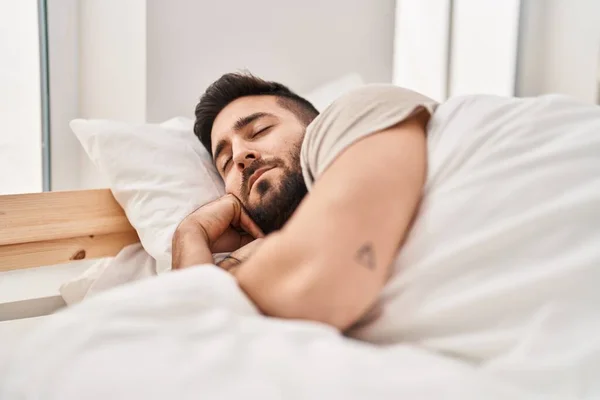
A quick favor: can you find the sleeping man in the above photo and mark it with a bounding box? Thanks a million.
[173,72,600,346]
[173,72,431,331]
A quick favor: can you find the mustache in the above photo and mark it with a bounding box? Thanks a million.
[240,158,283,196]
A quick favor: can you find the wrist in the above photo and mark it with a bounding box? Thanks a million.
[172,221,213,269]
[175,219,209,242]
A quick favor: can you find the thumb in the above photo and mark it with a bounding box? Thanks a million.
[211,228,249,253]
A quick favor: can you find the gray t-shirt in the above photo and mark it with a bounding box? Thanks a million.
[300,84,438,189]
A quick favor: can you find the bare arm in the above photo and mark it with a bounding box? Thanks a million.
[234,112,428,330]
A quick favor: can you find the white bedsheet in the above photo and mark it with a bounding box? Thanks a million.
[0,259,97,374]
[59,243,156,305]
[0,266,540,399]
[0,317,46,375]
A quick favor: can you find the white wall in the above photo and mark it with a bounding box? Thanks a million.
[517,0,600,103]
[145,0,395,122]
[47,0,81,191]
[449,0,521,97]
[77,0,147,188]
[45,0,148,191]
[0,0,43,195]
[78,0,147,123]
[393,0,451,102]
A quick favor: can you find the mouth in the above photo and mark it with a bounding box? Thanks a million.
[248,166,274,193]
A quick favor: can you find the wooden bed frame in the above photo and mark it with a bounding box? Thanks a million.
[0,189,139,321]
[0,189,139,272]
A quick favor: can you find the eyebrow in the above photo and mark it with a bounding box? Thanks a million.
[213,112,274,162]
[234,112,271,131]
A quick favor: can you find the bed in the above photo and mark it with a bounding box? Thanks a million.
[0,194,525,400]
[3,93,600,398]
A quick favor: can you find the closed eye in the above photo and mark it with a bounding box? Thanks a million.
[221,157,232,174]
[253,125,273,138]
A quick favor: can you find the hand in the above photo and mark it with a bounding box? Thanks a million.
[172,195,264,269]
[183,194,264,252]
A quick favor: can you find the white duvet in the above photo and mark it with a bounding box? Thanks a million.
[1,267,541,399]
[2,93,600,398]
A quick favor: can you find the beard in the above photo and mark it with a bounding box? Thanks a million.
[240,151,307,234]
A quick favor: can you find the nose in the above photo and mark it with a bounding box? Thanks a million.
[233,147,260,171]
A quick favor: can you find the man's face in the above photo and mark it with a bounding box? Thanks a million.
[211,95,307,234]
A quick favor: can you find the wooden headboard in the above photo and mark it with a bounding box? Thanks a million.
[0,189,139,272]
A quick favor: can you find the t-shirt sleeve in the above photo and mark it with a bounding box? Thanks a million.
[300,84,438,189]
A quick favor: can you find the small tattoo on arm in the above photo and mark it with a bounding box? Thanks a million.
[355,242,376,270]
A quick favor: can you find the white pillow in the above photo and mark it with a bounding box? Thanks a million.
[70,117,225,273]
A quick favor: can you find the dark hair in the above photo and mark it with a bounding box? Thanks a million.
[194,72,319,155]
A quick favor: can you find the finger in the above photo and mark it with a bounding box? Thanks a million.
[182,202,229,245]
[224,194,265,239]
[240,211,264,238]
[212,230,258,255]
[239,232,256,247]
[211,228,246,253]
[199,195,243,246]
